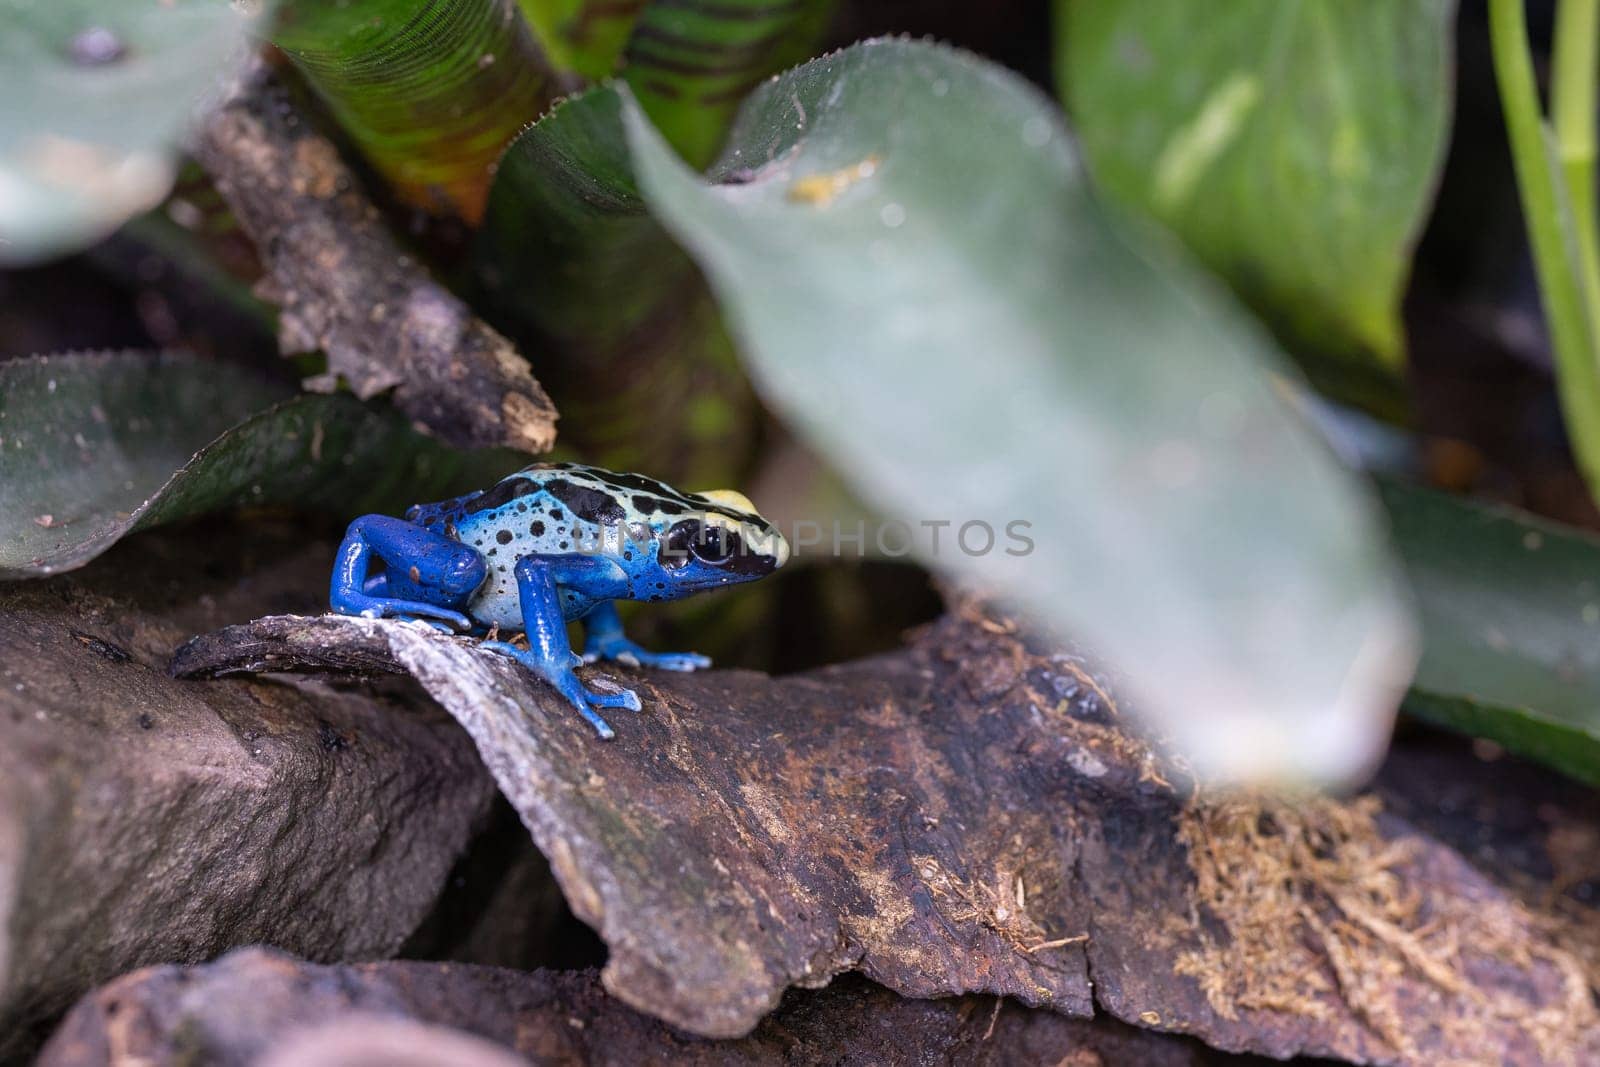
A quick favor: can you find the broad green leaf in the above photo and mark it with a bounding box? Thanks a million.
[476,88,756,487]
[623,0,835,168]
[615,39,1416,785]
[0,352,518,578]
[1058,0,1455,408]
[0,0,264,265]
[270,0,558,221]
[1382,481,1600,785]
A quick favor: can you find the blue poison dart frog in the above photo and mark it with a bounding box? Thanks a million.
[330,463,789,738]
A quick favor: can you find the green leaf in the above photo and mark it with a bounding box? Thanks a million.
[1382,481,1600,786]
[0,352,518,579]
[514,0,834,166]
[623,0,836,168]
[269,0,559,221]
[613,39,1416,785]
[0,0,264,265]
[514,0,643,79]
[476,87,756,487]
[1058,0,1455,408]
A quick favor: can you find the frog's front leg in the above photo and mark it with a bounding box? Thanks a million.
[480,555,641,740]
[580,601,711,672]
[331,515,486,630]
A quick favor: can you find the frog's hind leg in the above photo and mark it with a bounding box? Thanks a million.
[580,601,711,672]
[361,569,460,631]
[331,514,486,630]
[480,556,640,740]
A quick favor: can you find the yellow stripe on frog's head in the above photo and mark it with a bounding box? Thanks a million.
[696,489,757,515]
[695,488,788,566]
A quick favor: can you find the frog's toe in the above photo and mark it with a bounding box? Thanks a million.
[586,637,710,672]
[574,704,616,739]
[547,674,625,737]
[585,685,642,712]
[396,614,460,633]
[640,650,711,672]
[337,594,470,631]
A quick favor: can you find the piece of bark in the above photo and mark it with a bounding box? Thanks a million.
[0,520,497,1060]
[36,947,1215,1067]
[171,608,1600,1064]
[190,56,558,453]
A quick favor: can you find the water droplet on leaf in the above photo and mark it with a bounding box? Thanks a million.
[68,27,126,66]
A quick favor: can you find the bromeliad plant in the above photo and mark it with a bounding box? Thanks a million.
[2,0,1599,786]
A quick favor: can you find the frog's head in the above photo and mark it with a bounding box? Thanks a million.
[655,488,788,591]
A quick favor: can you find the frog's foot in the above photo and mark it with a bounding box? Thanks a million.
[480,639,641,740]
[331,592,472,632]
[393,613,463,633]
[582,635,711,672]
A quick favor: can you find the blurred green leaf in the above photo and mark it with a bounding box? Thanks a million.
[514,0,642,79]
[0,0,264,265]
[623,0,835,168]
[516,0,834,167]
[1383,481,1600,785]
[0,351,519,579]
[1058,0,1455,409]
[476,87,756,487]
[270,0,558,221]
[612,38,1415,785]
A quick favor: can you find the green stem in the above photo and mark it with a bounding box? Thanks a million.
[1491,0,1600,498]
[1554,0,1600,249]
[1553,0,1600,361]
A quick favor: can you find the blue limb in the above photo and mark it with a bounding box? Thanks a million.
[482,556,641,739]
[359,570,455,632]
[580,601,711,672]
[331,515,486,631]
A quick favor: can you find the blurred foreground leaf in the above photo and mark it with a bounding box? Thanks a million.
[1383,481,1600,785]
[1058,0,1455,410]
[0,352,516,578]
[608,39,1415,785]
[0,0,264,264]
[270,0,558,221]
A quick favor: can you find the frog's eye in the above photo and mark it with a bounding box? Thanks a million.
[690,525,742,565]
[662,519,742,568]
[661,520,704,569]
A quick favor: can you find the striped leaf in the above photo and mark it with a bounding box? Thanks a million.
[515,0,649,78]
[623,0,836,167]
[271,0,560,221]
